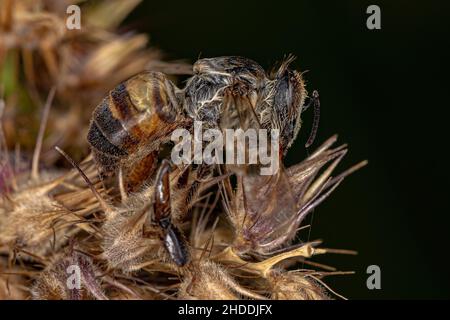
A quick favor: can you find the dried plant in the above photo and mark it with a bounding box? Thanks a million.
[0,0,190,156]
[0,0,366,300]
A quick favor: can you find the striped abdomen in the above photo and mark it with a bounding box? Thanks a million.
[87,72,187,176]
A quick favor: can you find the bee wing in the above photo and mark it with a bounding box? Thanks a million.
[217,82,301,252]
[240,164,300,250]
[220,159,300,255]
[219,86,261,131]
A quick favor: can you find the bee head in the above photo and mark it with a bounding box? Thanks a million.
[269,59,307,154]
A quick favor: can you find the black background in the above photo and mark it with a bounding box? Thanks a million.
[127,0,450,299]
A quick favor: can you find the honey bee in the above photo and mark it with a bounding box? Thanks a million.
[87,56,317,190]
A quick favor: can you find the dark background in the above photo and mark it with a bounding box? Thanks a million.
[128,0,450,299]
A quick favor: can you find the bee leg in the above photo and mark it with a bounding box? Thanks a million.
[162,223,190,266]
[153,160,190,266]
[186,164,212,206]
[176,165,191,189]
[153,159,172,222]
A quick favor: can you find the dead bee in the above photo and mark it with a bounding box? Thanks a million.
[87,56,316,189]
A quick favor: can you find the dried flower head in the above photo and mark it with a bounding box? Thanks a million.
[31,248,106,300]
[178,261,241,300]
[223,135,367,256]
[0,0,190,154]
[0,1,366,300]
[0,259,28,299]
[268,270,330,300]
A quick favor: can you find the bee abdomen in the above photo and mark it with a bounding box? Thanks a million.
[94,92,140,148]
[87,121,127,158]
[87,72,186,178]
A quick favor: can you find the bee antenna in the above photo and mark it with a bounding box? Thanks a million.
[55,146,112,213]
[305,90,320,148]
